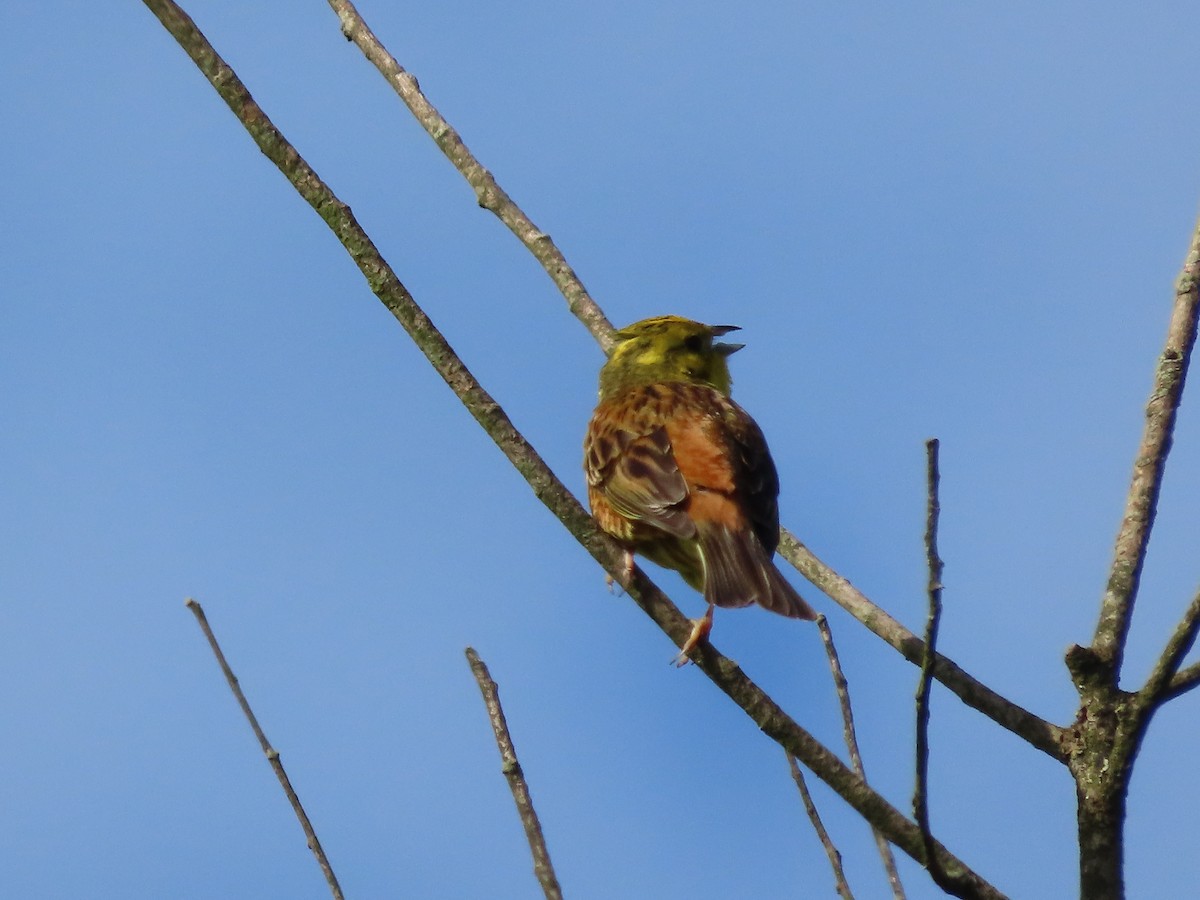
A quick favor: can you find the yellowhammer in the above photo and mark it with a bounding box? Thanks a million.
[584,315,816,664]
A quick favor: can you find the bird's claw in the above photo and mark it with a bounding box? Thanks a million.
[672,605,714,667]
[606,550,636,595]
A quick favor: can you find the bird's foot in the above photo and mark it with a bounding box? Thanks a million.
[606,550,635,595]
[672,605,714,667]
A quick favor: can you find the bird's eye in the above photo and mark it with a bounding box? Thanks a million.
[682,334,707,353]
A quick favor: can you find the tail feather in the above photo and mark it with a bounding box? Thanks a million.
[698,524,816,620]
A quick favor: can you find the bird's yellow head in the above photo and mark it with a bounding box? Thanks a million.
[598,316,744,399]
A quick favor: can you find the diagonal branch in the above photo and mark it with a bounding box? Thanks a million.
[185,599,344,900]
[325,0,615,352]
[817,617,905,898]
[787,753,856,900]
[1090,215,1200,680]
[1138,586,1200,707]
[1164,658,1200,701]
[465,648,563,900]
[320,0,1066,767]
[141,5,1006,894]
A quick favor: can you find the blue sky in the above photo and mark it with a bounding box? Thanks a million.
[4,2,1199,897]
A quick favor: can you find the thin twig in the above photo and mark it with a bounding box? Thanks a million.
[325,0,615,352]
[914,440,958,895]
[185,599,344,900]
[319,0,1064,767]
[787,753,855,900]
[1164,658,1200,701]
[817,617,905,899]
[1090,214,1200,679]
[1139,586,1200,707]
[465,649,563,900]
[145,7,1005,895]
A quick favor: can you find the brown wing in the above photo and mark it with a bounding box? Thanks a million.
[584,400,694,540]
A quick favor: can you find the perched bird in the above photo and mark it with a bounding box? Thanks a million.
[584,315,816,664]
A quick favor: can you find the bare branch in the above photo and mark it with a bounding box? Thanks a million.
[185,599,344,900]
[1164,658,1200,701]
[1137,586,1200,711]
[144,6,1006,894]
[787,753,855,900]
[817,617,905,899]
[325,0,615,352]
[1090,215,1200,679]
[779,529,1065,761]
[913,439,972,898]
[465,649,563,900]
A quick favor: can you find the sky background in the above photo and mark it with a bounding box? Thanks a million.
[4,2,1200,898]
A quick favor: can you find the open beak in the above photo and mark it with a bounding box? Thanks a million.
[711,324,743,356]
